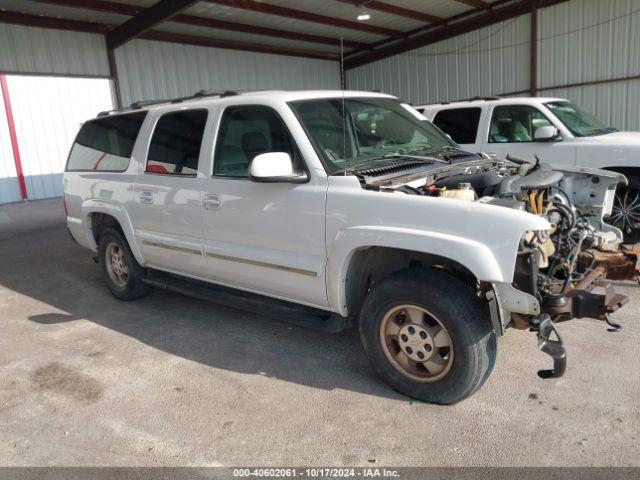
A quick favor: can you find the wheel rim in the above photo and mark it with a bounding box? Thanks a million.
[105,242,129,287]
[379,304,454,383]
[610,187,640,237]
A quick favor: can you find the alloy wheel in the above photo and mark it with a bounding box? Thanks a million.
[379,304,453,382]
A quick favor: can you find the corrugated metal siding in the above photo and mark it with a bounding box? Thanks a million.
[346,14,531,105]
[0,89,21,204]
[3,75,113,202]
[538,0,640,89]
[115,39,341,106]
[0,23,110,77]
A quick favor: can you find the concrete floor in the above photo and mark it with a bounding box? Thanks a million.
[0,198,639,467]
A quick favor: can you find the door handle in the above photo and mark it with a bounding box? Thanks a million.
[203,194,221,211]
[138,191,154,204]
[486,152,498,159]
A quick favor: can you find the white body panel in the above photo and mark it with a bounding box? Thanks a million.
[65,90,552,318]
[420,97,640,170]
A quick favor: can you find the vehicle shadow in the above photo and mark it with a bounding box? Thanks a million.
[0,199,401,401]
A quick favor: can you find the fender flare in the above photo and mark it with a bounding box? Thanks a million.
[327,226,506,315]
[80,199,145,265]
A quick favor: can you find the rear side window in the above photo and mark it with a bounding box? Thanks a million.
[433,108,481,144]
[66,111,147,172]
[146,110,208,175]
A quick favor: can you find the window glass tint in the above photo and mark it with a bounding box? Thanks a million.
[489,105,552,143]
[214,106,296,177]
[66,111,147,171]
[147,110,208,175]
[432,108,480,144]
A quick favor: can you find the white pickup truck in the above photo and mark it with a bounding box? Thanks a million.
[64,90,638,404]
[417,97,640,243]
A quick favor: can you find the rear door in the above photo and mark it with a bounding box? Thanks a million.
[432,107,483,151]
[129,109,211,277]
[200,103,329,307]
[479,104,575,165]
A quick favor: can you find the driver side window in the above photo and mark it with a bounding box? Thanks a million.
[489,105,552,143]
[213,105,298,178]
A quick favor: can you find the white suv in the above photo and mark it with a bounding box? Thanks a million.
[418,97,640,242]
[64,90,638,404]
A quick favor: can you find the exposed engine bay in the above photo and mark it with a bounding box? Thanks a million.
[354,155,640,377]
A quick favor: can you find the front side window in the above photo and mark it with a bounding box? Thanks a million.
[146,110,208,175]
[488,105,553,143]
[289,97,457,174]
[433,107,481,144]
[213,105,298,178]
[66,111,147,172]
[545,101,616,137]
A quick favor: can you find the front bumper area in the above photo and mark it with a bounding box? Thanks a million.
[518,250,638,379]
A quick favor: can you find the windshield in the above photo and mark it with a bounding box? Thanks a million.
[289,97,458,173]
[545,101,617,137]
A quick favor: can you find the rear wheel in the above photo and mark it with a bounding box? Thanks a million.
[609,177,640,244]
[359,270,496,404]
[98,228,151,301]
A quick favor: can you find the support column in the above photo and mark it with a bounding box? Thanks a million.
[530,0,538,96]
[107,47,122,108]
[0,75,27,201]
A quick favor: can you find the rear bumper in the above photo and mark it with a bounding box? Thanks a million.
[66,216,93,250]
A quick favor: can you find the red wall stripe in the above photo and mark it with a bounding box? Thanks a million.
[0,75,28,201]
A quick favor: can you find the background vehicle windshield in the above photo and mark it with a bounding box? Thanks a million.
[545,101,616,137]
[290,97,457,173]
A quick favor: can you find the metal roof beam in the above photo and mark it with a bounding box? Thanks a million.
[106,0,200,49]
[452,0,492,9]
[344,0,569,70]
[0,10,338,61]
[336,1,444,24]
[206,0,403,37]
[29,0,365,49]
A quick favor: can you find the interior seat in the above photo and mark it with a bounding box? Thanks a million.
[241,131,269,162]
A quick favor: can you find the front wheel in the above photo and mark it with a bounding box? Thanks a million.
[359,270,496,405]
[609,177,640,244]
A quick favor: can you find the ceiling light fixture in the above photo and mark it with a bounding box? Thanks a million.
[356,3,371,21]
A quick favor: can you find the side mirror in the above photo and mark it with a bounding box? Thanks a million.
[534,126,561,142]
[249,152,308,184]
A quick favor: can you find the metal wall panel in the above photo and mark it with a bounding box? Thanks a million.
[346,14,531,105]
[537,0,640,89]
[3,75,113,202]
[0,23,110,77]
[115,39,341,106]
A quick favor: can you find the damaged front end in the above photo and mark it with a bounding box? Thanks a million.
[354,152,637,379]
[507,164,639,377]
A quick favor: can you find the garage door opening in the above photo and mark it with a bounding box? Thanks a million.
[0,74,114,204]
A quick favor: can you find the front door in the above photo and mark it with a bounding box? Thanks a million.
[129,109,210,277]
[480,104,575,165]
[201,104,328,307]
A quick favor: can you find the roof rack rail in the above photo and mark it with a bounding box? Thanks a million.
[97,89,247,117]
[130,99,171,110]
[415,95,503,107]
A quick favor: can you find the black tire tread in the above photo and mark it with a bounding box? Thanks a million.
[97,227,151,301]
[358,269,496,404]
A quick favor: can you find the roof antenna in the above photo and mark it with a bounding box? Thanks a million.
[341,37,347,176]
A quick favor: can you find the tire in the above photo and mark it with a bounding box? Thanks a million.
[98,227,151,301]
[609,176,640,244]
[358,269,496,405]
